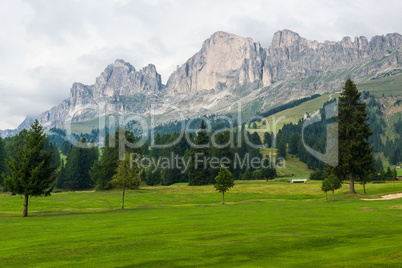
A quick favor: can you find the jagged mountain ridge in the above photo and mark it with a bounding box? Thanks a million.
[3,29,402,136]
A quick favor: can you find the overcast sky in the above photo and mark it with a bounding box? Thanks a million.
[0,0,401,130]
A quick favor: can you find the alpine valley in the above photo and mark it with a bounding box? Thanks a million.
[2,29,402,137]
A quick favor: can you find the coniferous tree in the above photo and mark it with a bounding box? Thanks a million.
[144,166,161,186]
[376,157,384,172]
[60,140,72,155]
[50,142,61,168]
[248,132,262,147]
[188,121,211,185]
[261,158,276,180]
[4,120,59,217]
[277,137,287,159]
[336,79,375,194]
[264,132,272,148]
[288,133,300,155]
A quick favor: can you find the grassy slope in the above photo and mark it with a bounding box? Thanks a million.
[0,181,401,267]
[358,73,402,97]
[250,94,337,133]
[261,148,312,178]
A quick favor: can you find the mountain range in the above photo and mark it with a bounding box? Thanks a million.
[2,29,402,137]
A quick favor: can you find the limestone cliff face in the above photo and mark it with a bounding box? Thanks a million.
[166,31,265,93]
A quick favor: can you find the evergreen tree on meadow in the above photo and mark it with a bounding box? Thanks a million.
[336,79,375,194]
[188,120,212,186]
[4,120,59,217]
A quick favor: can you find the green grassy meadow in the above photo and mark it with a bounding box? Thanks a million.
[1,181,401,267]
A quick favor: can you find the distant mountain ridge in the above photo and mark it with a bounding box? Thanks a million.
[2,29,402,136]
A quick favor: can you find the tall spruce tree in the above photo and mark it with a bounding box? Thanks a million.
[4,120,59,217]
[264,132,272,148]
[188,120,211,185]
[337,79,375,194]
[288,133,300,155]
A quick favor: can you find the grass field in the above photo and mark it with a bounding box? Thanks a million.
[1,181,401,267]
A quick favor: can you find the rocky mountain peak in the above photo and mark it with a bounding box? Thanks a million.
[91,59,162,98]
[271,29,301,48]
[166,31,265,93]
[113,59,135,70]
